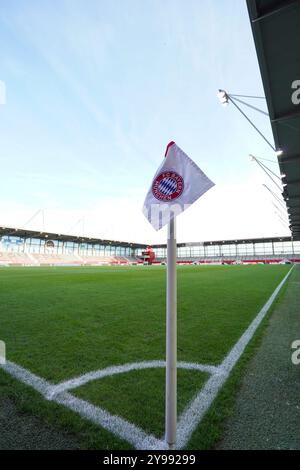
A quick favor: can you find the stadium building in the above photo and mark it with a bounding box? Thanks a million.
[0,226,299,266]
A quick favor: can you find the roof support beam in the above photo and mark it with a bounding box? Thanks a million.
[288,214,300,221]
[252,0,300,23]
[283,180,300,187]
[279,155,300,164]
[272,108,300,124]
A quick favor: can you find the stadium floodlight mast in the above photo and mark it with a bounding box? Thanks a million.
[262,183,286,211]
[23,209,45,231]
[249,154,283,193]
[217,89,283,157]
[67,216,85,237]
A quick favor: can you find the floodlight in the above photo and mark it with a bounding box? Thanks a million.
[217,89,229,106]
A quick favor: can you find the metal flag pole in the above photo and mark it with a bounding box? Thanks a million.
[165,216,177,450]
[142,141,214,449]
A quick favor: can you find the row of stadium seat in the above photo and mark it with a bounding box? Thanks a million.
[0,251,138,266]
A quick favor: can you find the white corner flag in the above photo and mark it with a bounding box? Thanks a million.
[143,141,215,230]
[142,141,214,450]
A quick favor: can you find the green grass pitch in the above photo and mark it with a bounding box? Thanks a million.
[0,264,290,449]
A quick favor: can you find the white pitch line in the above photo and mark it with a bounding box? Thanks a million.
[47,360,220,398]
[0,359,166,449]
[0,358,214,450]
[54,391,166,450]
[176,266,294,448]
[1,360,52,397]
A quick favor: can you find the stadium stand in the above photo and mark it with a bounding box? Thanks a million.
[0,227,300,266]
[30,253,83,266]
[0,252,32,266]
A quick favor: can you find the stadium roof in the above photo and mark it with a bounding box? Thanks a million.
[152,235,293,249]
[0,226,147,249]
[247,0,300,239]
[0,226,294,250]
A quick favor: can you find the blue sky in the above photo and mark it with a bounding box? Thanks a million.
[0,0,288,243]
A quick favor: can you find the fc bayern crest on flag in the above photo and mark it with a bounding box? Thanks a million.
[143,141,215,230]
[152,171,184,201]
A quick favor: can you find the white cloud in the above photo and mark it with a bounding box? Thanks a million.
[0,166,289,245]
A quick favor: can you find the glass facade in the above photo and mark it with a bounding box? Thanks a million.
[1,234,300,261]
[153,239,300,260]
[0,236,135,258]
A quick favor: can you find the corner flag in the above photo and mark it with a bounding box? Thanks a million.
[143,141,215,230]
[142,141,215,450]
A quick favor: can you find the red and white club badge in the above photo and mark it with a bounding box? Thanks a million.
[152,171,184,201]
